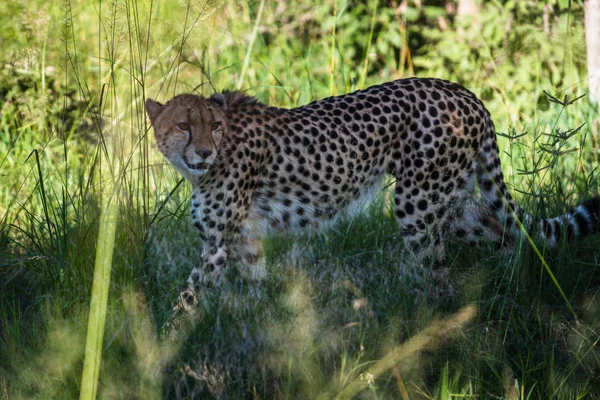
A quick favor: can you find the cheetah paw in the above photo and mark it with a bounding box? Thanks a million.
[161,286,203,340]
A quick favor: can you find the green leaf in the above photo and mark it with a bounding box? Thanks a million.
[557,0,570,10]
[403,7,420,22]
[423,6,446,19]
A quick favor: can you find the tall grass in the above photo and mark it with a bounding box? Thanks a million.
[1,0,600,398]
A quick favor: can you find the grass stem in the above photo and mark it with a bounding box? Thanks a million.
[79,182,118,399]
[236,0,266,91]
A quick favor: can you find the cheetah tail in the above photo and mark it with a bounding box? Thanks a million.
[535,196,600,248]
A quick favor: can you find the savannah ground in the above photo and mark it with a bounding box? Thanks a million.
[1,0,600,398]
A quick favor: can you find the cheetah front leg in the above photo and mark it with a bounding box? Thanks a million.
[166,225,264,334]
[165,188,249,335]
[236,218,267,282]
[163,225,230,335]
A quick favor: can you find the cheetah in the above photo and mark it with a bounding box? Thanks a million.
[146,77,600,310]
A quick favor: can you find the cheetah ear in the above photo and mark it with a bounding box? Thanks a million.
[209,93,227,109]
[145,98,164,124]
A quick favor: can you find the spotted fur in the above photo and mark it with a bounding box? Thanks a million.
[146,78,600,304]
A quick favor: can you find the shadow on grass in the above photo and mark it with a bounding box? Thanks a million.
[2,199,600,398]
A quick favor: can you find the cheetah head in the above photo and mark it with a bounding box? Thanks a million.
[145,93,227,181]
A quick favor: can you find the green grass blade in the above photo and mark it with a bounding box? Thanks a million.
[359,0,378,88]
[79,190,118,399]
[329,0,338,95]
[236,0,266,91]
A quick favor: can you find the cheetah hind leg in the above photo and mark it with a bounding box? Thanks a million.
[449,198,513,253]
[400,199,514,301]
[401,224,454,298]
[394,195,455,297]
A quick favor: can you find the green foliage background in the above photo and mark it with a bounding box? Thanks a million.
[1,0,600,398]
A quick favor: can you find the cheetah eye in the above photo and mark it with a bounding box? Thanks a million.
[211,121,221,131]
[176,122,190,131]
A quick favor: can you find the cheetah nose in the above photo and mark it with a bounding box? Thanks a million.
[196,149,212,159]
